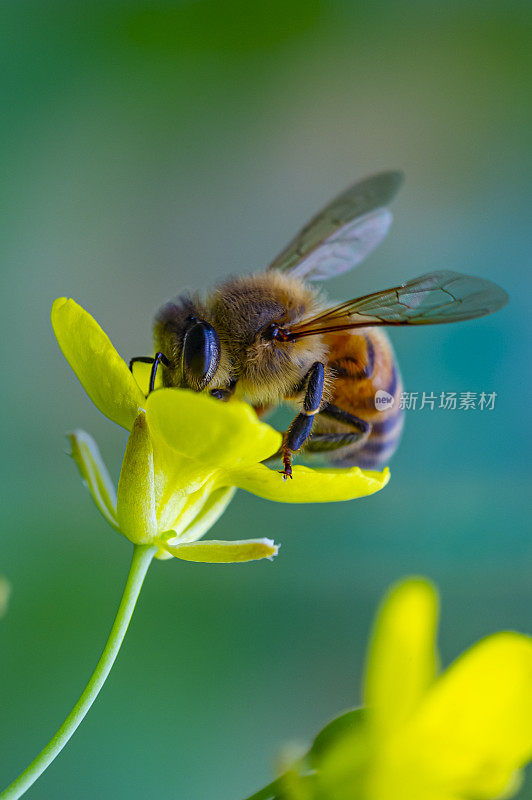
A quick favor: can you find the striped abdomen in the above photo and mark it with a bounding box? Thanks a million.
[311,329,404,468]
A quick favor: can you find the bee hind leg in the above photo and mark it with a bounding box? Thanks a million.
[305,431,366,453]
[319,403,372,434]
[263,430,361,463]
[280,361,325,480]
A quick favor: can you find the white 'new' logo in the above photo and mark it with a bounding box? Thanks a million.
[374,389,394,411]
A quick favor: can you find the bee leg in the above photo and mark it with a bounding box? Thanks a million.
[319,403,372,436]
[280,361,325,480]
[210,378,238,402]
[128,353,170,395]
[148,352,170,393]
[306,431,366,452]
[129,356,154,371]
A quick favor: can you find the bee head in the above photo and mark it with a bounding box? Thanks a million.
[208,273,327,404]
[153,274,325,403]
[181,317,221,391]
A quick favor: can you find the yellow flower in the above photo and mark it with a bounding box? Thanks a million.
[274,579,532,800]
[52,298,389,563]
[0,576,10,618]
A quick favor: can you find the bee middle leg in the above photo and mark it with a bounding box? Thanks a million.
[280,361,325,480]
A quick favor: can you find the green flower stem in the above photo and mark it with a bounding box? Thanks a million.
[0,543,157,800]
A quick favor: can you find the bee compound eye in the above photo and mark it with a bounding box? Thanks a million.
[181,320,221,391]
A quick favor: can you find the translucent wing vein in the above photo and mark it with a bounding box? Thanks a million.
[287,271,509,336]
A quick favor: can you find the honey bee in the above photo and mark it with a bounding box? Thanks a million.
[130,171,508,479]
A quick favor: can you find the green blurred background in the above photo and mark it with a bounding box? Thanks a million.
[1,1,531,797]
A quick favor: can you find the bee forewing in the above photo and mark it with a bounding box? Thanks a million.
[287,271,509,336]
[267,170,403,280]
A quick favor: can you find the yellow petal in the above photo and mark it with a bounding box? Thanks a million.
[152,478,235,554]
[117,412,157,544]
[163,537,279,563]
[68,430,118,529]
[226,464,390,503]
[145,389,282,468]
[150,444,213,530]
[175,486,236,543]
[160,476,218,537]
[399,632,532,798]
[364,578,438,735]
[51,298,145,430]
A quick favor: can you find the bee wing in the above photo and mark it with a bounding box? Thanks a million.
[267,170,404,281]
[287,271,508,337]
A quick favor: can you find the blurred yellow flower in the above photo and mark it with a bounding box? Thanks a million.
[0,576,10,618]
[273,579,532,800]
[52,298,389,562]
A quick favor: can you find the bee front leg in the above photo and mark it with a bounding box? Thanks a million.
[129,353,170,395]
[129,356,154,371]
[280,361,325,480]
